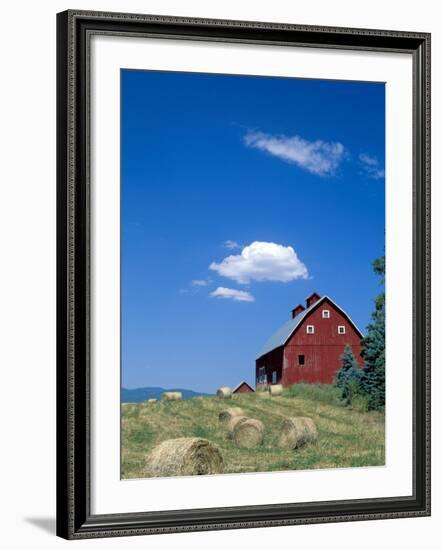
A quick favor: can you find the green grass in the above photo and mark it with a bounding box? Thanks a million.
[283,383,342,405]
[121,385,385,479]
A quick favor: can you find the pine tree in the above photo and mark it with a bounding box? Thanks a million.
[359,255,385,410]
[336,345,361,405]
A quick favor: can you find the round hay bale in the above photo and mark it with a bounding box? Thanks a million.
[219,407,244,424]
[269,384,283,396]
[226,415,249,438]
[143,437,223,477]
[278,417,318,449]
[146,398,157,403]
[216,387,232,399]
[162,391,182,401]
[233,418,264,448]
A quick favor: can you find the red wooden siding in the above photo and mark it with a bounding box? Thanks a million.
[255,346,284,388]
[232,381,255,394]
[256,295,363,387]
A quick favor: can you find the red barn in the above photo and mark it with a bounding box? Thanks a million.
[256,292,363,387]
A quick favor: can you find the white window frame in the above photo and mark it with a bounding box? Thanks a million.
[338,325,346,334]
[306,325,315,334]
[322,309,330,319]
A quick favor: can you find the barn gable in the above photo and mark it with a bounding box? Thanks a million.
[257,294,363,359]
[232,381,255,394]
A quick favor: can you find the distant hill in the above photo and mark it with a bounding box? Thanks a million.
[121,386,211,403]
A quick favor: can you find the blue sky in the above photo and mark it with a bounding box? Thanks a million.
[121,69,385,392]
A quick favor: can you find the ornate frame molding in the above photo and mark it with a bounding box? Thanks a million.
[56,10,430,539]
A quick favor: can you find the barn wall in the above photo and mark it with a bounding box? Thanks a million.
[255,346,284,387]
[282,300,363,386]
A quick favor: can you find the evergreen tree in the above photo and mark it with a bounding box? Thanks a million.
[359,255,385,410]
[336,345,361,405]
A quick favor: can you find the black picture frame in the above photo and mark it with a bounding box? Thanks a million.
[56,9,431,540]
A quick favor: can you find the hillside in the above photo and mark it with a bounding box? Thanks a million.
[121,386,211,403]
[122,384,385,478]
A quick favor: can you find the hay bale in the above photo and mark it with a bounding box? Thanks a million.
[269,384,283,396]
[219,407,244,424]
[278,417,318,449]
[233,418,264,448]
[146,398,157,403]
[162,391,182,401]
[226,415,249,438]
[216,387,232,399]
[143,437,223,477]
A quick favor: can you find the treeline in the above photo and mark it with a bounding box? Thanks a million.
[336,255,385,411]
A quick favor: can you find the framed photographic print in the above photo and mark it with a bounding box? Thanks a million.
[56,10,431,539]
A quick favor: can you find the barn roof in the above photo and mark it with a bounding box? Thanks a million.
[256,295,363,359]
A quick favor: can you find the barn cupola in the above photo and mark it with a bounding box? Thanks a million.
[292,304,305,318]
[306,292,321,308]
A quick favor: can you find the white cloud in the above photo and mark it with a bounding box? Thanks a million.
[210,287,255,302]
[210,241,309,284]
[191,278,211,287]
[359,153,385,180]
[244,130,346,176]
[223,240,241,250]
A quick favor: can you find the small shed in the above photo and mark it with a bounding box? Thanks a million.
[232,381,255,394]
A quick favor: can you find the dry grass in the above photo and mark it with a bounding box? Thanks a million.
[121,385,385,479]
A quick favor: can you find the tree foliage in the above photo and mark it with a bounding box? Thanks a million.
[359,255,385,410]
[336,345,361,405]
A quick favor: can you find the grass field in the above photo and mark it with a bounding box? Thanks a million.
[121,384,385,479]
